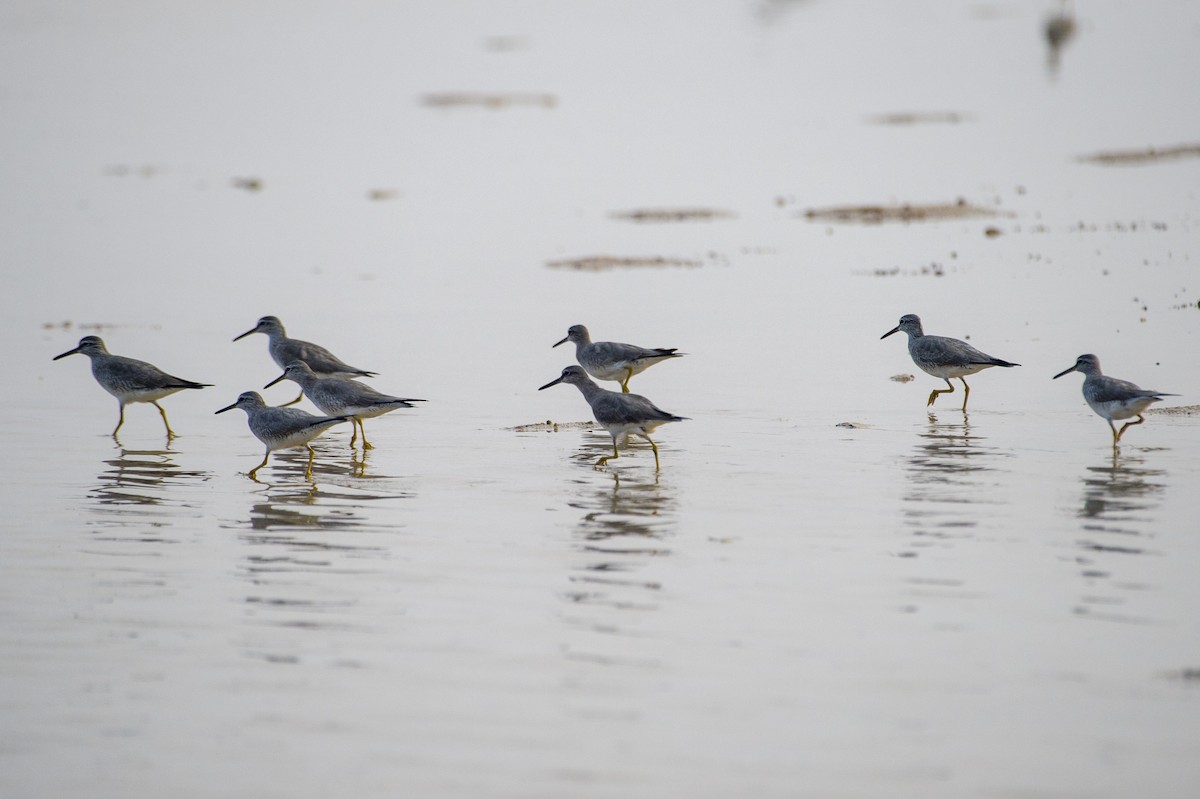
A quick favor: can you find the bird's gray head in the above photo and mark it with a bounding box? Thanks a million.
[1053,353,1100,380]
[215,391,267,414]
[233,315,284,341]
[553,324,589,348]
[53,335,108,360]
[264,360,314,389]
[881,314,922,340]
[539,365,589,390]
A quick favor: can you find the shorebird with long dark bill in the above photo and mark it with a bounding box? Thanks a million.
[265,361,424,450]
[234,316,375,406]
[553,324,683,393]
[216,391,350,480]
[53,335,210,439]
[881,314,1019,410]
[539,365,687,469]
[1053,354,1176,447]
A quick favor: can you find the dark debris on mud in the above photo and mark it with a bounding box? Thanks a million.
[1078,143,1200,166]
[511,420,596,432]
[1146,405,1200,417]
[546,255,705,272]
[609,208,737,223]
[801,199,1010,224]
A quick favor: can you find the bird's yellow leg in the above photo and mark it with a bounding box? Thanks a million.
[248,451,270,480]
[281,391,304,407]
[349,419,359,447]
[112,403,126,437]
[643,434,661,470]
[1115,415,1145,442]
[596,441,620,467]
[621,369,633,393]
[927,380,955,407]
[359,419,373,450]
[304,445,317,479]
[960,378,971,411]
[152,401,178,439]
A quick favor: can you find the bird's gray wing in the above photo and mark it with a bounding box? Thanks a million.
[917,336,997,367]
[592,341,676,364]
[101,356,202,390]
[592,392,681,425]
[1089,375,1168,403]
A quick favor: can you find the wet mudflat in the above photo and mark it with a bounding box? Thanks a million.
[2,2,1200,798]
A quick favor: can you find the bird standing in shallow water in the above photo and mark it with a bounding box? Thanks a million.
[264,361,425,450]
[881,314,1019,410]
[553,324,683,393]
[1053,354,1176,447]
[233,316,375,406]
[539,365,687,469]
[215,391,350,480]
[53,335,210,439]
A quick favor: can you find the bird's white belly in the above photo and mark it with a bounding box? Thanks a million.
[341,402,395,419]
[106,385,182,404]
[600,421,646,442]
[582,361,632,381]
[266,429,325,450]
[1087,397,1154,421]
[917,361,989,379]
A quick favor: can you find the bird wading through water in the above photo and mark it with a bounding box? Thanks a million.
[264,360,424,450]
[233,316,375,406]
[1053,354,1177,447]
[215,391,350,480]
[53,335,210,439]
[539,365,687,469]
[553,324,683,393]
[881,314,1019,410]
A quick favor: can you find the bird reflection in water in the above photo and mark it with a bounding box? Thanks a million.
[235,479,410,659]
[1072,451,1166,623]
[241,442,355,485]
[901,412,1009,551]
[561,471,677,668]
[90,441,207,511]
[574,471,674,547]
[1077,450,1166,543]
[245,474,409,532]
[85,445,211,558]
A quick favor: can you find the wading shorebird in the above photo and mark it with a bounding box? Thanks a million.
[53,335,210,439]
[215,391,350,480]
[539,365,687,469]
[553,324,683,393]
[1053,354,1176,447]
[881,314,1019,410]
[233,316,375,406]
[265,361,425,450]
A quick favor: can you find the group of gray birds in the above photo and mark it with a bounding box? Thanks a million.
[53,313,1177,480]
[55,316,424,480]
[879,313,1177,446]
[541,324,687,469]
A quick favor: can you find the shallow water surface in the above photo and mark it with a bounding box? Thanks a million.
[3,1,1200,797]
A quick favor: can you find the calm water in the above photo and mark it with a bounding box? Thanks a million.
[3,1,1200,797]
